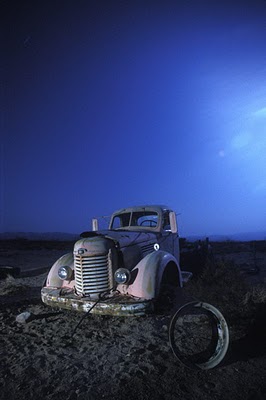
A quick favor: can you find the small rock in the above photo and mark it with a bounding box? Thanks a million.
[16,311,32,324]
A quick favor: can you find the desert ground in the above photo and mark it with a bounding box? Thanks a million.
[0,239,266,400]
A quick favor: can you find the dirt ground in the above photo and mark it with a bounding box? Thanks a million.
[0,240,266,400]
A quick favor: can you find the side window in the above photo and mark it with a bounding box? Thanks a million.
[112,216,122,229]
[111,213,131,229]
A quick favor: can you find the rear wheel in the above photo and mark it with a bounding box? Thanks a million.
[169,301,229,369]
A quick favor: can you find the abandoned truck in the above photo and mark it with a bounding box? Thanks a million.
[41,205,185,316]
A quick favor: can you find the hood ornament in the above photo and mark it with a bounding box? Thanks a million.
[78,248,86,255]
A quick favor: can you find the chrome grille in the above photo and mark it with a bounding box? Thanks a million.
[75,251,113,297]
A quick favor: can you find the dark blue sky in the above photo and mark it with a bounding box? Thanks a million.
[2,0,266,236]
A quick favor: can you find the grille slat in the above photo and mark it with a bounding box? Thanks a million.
[74,252,112,297]
[75,270,108,277]
[76,267,109,273]
[75,259,107,265]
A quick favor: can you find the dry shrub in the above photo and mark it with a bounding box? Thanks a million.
[184,260,252,324]
[243,285,266,305]
[0,274,29,296]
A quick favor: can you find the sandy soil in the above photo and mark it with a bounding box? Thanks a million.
[0,240,266,400]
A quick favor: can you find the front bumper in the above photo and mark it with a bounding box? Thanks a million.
[41,287,154,316]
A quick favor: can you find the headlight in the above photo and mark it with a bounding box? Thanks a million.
[114,268,131,284]
[58,266,73,280]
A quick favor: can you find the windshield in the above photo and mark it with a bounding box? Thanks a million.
[111,211,158,229]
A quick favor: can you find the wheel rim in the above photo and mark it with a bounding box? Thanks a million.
[169,301,229,370]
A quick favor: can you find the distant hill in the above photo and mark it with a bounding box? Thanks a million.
[0,232,79,241]
[230,231,266,241]
[187,231,266,242]
[0,230,265,242]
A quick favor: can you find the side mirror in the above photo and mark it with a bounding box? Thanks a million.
[169,212,178,234]
[92,218,99,231]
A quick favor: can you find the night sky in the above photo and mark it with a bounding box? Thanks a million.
[2,0,266,236]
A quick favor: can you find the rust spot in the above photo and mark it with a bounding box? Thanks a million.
[41,287,154,316]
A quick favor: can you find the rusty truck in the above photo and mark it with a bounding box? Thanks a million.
[41,205,193,316]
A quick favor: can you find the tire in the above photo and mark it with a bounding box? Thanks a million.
[169,301,229,370]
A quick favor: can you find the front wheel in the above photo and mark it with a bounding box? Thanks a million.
[169,301,229,370]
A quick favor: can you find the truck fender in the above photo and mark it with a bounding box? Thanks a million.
[125,251,182,300]
[46,253,74,288]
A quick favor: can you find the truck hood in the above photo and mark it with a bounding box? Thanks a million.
[79,230,158,250]
[75,230,159,269]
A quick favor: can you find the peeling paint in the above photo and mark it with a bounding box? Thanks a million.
[41,287,154,316]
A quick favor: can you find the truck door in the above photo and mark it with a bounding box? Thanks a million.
[159,211,179,263]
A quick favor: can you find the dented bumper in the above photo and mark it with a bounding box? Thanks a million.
[41,287,154,316]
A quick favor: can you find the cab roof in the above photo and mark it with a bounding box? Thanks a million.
[112,205,173,215]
